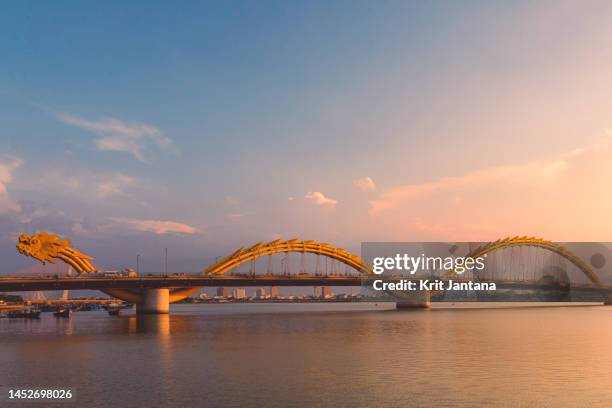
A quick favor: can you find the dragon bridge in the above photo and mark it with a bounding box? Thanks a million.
[14,232,607,311]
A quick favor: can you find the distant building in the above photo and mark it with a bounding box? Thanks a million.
[270,286,279,298]
[256,288,267,299]
[233,288,246,299]
[217,287,230,297]
[321,286,333,299]
[314,287,322,298]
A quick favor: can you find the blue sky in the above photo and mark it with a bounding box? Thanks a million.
[2,1,612,274]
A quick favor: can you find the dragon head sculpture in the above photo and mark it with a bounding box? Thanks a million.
[16,231,96,274]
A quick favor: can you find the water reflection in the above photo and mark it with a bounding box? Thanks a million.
[133,314,171,336]
[1,304,612,407]
[54,315,74,336]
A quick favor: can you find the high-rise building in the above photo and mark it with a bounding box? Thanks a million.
[216,287,229,297]
[233,288,246,299]
[321,286,333,299]
[270,286,279,298]
[256,288,267,299]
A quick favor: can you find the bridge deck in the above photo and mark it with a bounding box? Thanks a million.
[0,275,610,294]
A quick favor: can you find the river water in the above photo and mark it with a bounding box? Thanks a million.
[1,303,612,407]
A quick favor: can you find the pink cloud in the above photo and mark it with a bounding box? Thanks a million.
[367,136,612,241]
[109,217,197,235]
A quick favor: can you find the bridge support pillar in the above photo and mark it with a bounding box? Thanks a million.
[396,290,431,309]
[137,288,170,314]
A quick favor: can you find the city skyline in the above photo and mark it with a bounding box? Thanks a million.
[3,1,612,273]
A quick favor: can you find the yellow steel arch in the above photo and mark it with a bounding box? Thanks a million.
[204,239,372,275]
[463,236,603,286]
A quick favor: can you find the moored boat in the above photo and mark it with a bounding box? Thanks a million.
[7,308,41,319]
[108,308,121,316]
[53,307,72,318]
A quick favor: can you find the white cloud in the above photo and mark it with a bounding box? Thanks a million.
[0,156,22,195]
[224,196,239,205]
[305,191,338,208]
[95,174,136,198]
[32,170,138,200]
[57,112,175,161]
[353,176,376,191]
[0,156,23,214]
[229,213,243,219]
[109,217,197,235]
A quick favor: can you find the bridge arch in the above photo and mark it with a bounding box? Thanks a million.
[203,239,371,275]
[104,240,371,304]
[464,236,603,286]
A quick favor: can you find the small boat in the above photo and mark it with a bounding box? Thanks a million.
[8,309,41,319]
[103,302,122,311]
[53,307,72,318]
[108,308,122,316]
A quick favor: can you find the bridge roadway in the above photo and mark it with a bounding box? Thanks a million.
[0,274,611,295]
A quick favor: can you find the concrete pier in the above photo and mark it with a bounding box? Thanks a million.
[396,290,431,309]
[137,288,170,314]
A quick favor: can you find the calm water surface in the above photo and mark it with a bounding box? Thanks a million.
[1,303,612,408]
